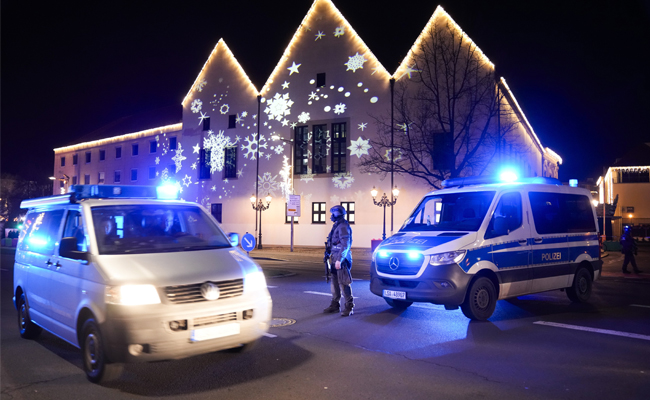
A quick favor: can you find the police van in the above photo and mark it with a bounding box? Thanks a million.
[370,175,602,321]
[13,185,272,383]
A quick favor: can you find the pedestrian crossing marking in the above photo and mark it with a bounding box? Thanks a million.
[534,321,650,341]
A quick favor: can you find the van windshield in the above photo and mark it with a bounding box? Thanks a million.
[91,205,231,255]
[400,191,496,232]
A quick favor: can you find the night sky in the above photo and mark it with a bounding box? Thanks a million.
[3,0,649,183]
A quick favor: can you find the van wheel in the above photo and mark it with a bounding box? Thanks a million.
[566,267,592,303]
[461,277,497,321]
[385,298,413,309]
[17,294,41,339]
[81,319,122,383]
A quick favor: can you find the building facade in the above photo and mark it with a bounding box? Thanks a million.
[53,0,561,248]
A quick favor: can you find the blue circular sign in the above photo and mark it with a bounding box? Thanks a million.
[241,233,256,252]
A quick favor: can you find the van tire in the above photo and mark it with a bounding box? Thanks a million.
[461,277,497,321]
[81,319,122,383]
[18,294,42,339]
[566,267,592,303]
[385,298,413,309]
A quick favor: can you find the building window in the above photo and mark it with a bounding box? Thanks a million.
[84,174,90,184]
[295,125,309,175]
[228,115,237,129]
[72,154,78,165]
[340,202,355,224]
[224,146,237,179]
[316,72,326,87]
[99,150,105,161]
[312,124,327,174]
[331,122,347,173]
[60,156,65,167]
[150,140,157,153]
[211,204,222,223]
[98,172,105,184]
[116,146,122,159]
[114,170,121,183]
[169,137,177,150]
[131,169,138,181]
[149,167,156,180]
[203,116,210,131]
[72,176,78,185]
[85,152,91,164]
[199,149,211,179]
[312,202,327,224]
[168,164,176,179]
[132,144,139,156]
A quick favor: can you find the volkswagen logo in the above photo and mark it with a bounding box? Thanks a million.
[388,256,400,271]
[200,282,220,301]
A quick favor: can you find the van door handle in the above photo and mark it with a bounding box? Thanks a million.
[54,262,62,269]
[534,238,543,244]
[45,260,53,267]
[518,239,527,245]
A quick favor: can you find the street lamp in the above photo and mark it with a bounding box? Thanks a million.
[250,194,272,249]
[371,186,399,240]
[50,174,70,194]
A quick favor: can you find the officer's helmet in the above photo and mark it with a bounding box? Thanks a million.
[330,205,346,216]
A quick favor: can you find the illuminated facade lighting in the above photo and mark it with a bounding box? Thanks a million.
[544,147,563,165]
[499,78,545,153]
[53,123,182,153]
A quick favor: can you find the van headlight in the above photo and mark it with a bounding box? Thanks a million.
[106,285,161,305]
[245,270,267,293]
[429,250,466,266]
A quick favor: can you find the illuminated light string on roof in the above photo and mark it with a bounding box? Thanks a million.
[53,123,182,153]
[260,0,391,94]
[544,147,563,165]
[601,165,650,204]
[499,78,547,155]
[393,6,494,80]
[181,39,259,106]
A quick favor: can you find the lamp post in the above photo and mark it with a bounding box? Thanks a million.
[371,186,399,240]
[250,194,271,249]
[50,174,70,194]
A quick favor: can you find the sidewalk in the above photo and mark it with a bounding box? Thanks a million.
[250,245,650,281]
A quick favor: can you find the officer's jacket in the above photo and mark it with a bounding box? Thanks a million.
[329,218,353,264]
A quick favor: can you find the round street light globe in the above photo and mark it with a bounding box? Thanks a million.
[371,187,378,198]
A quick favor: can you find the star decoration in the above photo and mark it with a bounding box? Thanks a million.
[348,136,372,158]
[282,81,290,89]
[211,185,216,191]
[191,162,198,170]
[315,31,325,40]
[193,143,200,154]
[241,111,248,117]
[171,143,187,173]
[198,112,209,126]
[290,122,297,129]
[401,64,421,79]
[287,61,301,75]
[358,122,367,131]
[182,174,192,187]
[155,156,160,165]
[282,119,289,126]
[237,169,243,178]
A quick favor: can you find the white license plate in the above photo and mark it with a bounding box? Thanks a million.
[191,323,240,342]
[383,290,406,300]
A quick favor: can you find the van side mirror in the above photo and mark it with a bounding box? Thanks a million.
[59,237,89,262]
[228,232,239,247]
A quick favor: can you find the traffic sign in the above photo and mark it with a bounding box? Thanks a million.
[241,232,256,252]
[287,194,301,217]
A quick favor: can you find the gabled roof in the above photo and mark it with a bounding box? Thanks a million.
[181,39,259,106]
[612,143,650,167]
[259,0,390,94]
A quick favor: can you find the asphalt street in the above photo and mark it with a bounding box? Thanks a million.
[2,247,649,399]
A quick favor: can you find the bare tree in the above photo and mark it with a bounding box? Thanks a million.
[359,20,526,189]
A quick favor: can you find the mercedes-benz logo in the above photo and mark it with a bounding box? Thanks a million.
[389,256,400,270]
[200,282,220,300]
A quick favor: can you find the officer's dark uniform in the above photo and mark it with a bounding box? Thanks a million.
[620,226,641,274]
[323,205,354,316]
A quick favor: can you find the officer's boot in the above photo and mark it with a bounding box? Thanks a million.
[341,302,354,317]
[323,300,340,313]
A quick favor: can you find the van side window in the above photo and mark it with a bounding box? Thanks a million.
[18,209,65,255]
[485,192,522,239]
[62,210,87,252]
[529,192,596,234]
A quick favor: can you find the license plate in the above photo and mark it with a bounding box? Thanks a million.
[191,323,240,342]
[383,290,406,300]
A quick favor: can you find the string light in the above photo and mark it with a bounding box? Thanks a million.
[53,123,182,153]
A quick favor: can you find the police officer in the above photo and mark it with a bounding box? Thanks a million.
[620,225,641,274]
[323,205,354,316]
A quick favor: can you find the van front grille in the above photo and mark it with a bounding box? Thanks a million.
[193,312,238,328]
[164,279,244,304]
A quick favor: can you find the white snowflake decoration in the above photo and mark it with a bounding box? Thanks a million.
[203,130,239,173]
[279,156,292,200]
[220,104,230,114]
[330,194,341,205]
[358,122,367,131]
[273,143,285,155]
[332,172,354,189]
[315,31,325,40]
[348,136,372,158]
[155,157,160,165]
[237,169,243,178]
[255,172,280,198]
[194,78,207,92]
[198,112,209,126]
[241,133,267,160]
[264,93,294,121]
[161,168,170,182]
[182,174,192,187]
[334,26,345,37]
[384,149,403,162]
[297,111,311,124]
[334,103,347,115]
[300,167,315,183]
[191,99,203,113]
[345,52,367,73]
[171,143,187,173]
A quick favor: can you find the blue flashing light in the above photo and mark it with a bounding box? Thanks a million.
[407,251,421,260]
[378,250,389,258]
[499,169,518,183]
[27,236,48,247]
[569,179,578,188]
[156,183,180,200]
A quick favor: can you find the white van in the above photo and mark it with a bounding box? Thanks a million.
[370,176,602,320]
[14,185,272,383]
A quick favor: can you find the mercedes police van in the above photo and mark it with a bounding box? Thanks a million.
[13,185,272,383]
[370,175,602,321]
